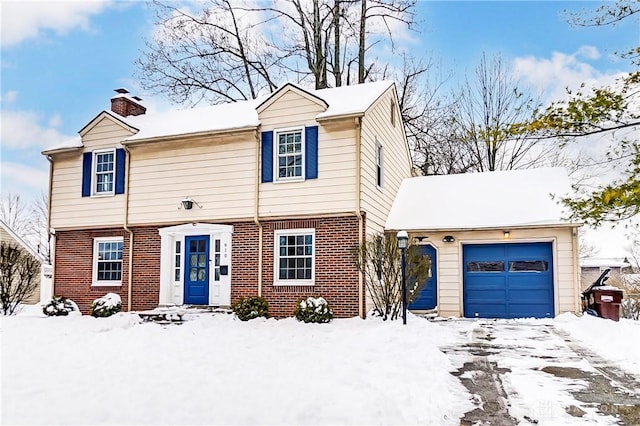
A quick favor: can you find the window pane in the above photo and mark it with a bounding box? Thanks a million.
[467,261,505,272]
[509,261,549,272]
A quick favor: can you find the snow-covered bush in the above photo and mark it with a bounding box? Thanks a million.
[232,296,269,321]
[294,297,333,323]
[42,296,80,316]
[90,293,122,318]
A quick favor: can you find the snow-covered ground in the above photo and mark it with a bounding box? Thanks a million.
[1,308,471,425]
[1,308,638,425]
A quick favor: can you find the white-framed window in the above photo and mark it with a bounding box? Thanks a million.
[376,138,383,188]
[93,237,123,286]
[93,149,116,195]
[174,240,182,282]
[275,127,305,181]
[274,228,315,285]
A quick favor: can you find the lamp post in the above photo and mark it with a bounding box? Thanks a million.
[397,230,409,325]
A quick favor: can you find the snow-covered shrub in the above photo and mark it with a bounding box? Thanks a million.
[90,293,122,318]
[42,296,79,316]
[294,297,333,323]
[232,296,269,321]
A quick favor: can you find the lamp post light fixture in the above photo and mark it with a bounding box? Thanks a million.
[397,230,409,325]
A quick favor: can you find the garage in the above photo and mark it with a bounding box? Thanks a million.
[463,242,554,319]
[385,168,581,318]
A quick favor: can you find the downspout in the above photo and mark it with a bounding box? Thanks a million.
[123,146,134,312]
[46,156,55,299]
[572,227,581,314]
[355,117,364,319]
[254,130,263,297]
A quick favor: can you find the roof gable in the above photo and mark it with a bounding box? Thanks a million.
[256,83,328,114]
[386,168,579,231]
[0,219,44,262]
[79,110,139,137]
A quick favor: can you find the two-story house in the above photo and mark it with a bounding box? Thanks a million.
[42,81,412,317]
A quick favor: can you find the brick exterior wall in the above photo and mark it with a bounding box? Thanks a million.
[53,215,364,318]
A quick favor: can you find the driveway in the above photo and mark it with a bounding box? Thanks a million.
[436,320,640,425]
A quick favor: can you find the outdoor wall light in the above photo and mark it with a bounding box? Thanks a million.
[180,197,202,210]
[504,231,511,239]
[442,235,455,243]
[396,230,409,325]
[414,236,429,242]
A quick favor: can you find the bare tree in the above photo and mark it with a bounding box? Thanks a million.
[0,242,39,315]
[353,233,430,320]
[0,193,30,236]
[451,53,552,172]
[137,0,418,103]
[136,0,280,105]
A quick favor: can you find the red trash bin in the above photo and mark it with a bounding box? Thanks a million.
[592,287,623,321]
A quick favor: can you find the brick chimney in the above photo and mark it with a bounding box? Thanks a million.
[110,88,146,117]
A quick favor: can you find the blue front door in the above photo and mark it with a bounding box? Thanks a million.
[184,235,210,305]
[463,242,554,318]
[409,245,438,310]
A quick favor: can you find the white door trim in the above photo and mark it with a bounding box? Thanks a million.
[159,223,233,306]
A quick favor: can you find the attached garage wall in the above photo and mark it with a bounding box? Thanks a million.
[407,227,580,318]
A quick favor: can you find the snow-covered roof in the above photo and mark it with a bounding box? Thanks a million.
[121,80,395,143]
[124,99,262,143]
[314,81,394,119]
[41,81,396,150]
[385,167,578,231]
[0,219,44,262]
[580,257,630,268]
[41,136,83,154]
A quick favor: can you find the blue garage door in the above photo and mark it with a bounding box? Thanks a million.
[463,242,554,319]
[409,245,437,310]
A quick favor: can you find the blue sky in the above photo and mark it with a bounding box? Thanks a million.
[0,1,637,253]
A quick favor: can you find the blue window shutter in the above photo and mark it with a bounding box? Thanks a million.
[305,126,318,179]
[115,148,126,194]
[261,131,273,183]
[81,152,92,197]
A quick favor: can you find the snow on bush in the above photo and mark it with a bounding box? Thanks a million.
[294,296,333,323]
[232,296,269,321]
[90,293,122,318]
[42,296,80,317]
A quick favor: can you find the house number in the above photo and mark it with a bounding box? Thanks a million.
[223,242,228,259]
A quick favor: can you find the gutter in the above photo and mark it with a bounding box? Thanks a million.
[254,130,263,297]
[355,117,364,319]
[123,146,134,312]
[45,156,55,300]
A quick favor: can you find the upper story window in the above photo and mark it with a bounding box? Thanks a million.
[94,150,115,195]
[93,237,123,286]
[82,148,125,197]
[276,128,304,181]
[376,139,383,188]
[274,228,315,285]
[260,126,318,184]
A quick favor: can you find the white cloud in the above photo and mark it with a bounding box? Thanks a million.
[1,0,111,48]
[0,161,49,201]
[513,46,626,103]
[1,90,18,104]
[1,110,72,150]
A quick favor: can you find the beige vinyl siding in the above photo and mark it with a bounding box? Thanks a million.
[50,117,134,229]
[127,134,256,225]
[0,228,41,304]
[407,228,580,318]
[259,91,358,217]
[360,88,412,236]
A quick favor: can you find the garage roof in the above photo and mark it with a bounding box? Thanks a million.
[385,167,578,231]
